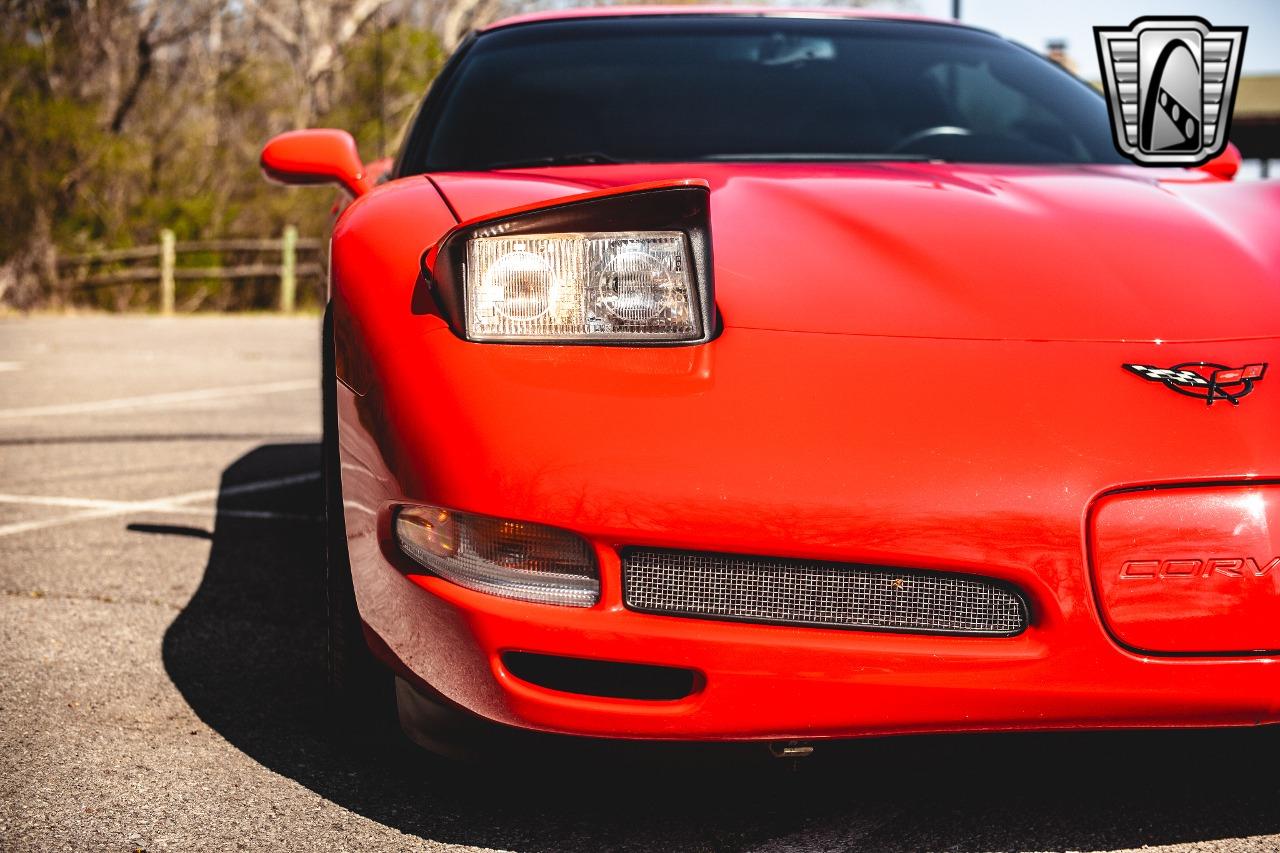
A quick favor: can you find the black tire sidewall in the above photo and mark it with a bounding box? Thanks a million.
[322,304,393,730]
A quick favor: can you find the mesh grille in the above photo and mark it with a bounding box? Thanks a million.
[623,550,1027,636]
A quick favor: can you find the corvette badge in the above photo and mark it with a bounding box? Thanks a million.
[1094,17,1247,166]
[1123,362,1266,406]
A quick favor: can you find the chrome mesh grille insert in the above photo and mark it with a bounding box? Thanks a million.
[622,550,1027,636]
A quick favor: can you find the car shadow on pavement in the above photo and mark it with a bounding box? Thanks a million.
[164,443,1280,853]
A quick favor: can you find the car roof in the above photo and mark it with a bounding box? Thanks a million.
[480,6,980,35]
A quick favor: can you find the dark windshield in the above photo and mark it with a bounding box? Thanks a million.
[409,16,1127,171]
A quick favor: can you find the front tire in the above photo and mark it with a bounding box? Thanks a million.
[322,305,393,733]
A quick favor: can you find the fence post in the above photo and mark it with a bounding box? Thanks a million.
[159,229,176,315]
[279,225,297,313]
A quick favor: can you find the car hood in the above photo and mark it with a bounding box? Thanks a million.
[430,163,1280,343]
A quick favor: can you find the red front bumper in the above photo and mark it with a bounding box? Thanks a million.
[353,542,1280,740]
[335,324,1280,740]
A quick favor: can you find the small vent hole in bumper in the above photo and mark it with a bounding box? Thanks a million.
[501,652,699,701]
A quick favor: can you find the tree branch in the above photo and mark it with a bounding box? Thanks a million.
[334,0,394,46]
[306,0,393,82]
[108,8,161,133]
[243,0,299,49]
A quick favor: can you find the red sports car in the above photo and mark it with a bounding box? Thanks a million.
[262,7,1280,752]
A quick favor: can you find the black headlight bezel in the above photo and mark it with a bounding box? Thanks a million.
[423,181,716,346]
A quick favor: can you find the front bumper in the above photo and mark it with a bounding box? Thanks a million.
[336,324,1280,740]
[360,541,1280,740]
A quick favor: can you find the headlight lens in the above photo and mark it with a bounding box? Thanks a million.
[394,505,599,607]
[465,231,699,342]
[483,249,556,321]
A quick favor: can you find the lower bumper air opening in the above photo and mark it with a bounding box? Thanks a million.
[501,651,700,701]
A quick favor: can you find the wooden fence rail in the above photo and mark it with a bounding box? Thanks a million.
[56,227,323,313]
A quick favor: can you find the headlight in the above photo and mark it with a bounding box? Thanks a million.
[394,505,599,607]
[425,180,715,345]
[466,232,698,341]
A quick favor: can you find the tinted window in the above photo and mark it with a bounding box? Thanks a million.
[411,17,1126,171]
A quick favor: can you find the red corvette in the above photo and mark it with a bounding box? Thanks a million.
[262,7,1280,750]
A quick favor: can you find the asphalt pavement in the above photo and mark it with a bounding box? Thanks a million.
[2,314,1279,853]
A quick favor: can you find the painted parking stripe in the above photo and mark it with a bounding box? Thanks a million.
[0,494,132,510]
[0,379,314,420]
[0,472,320,538]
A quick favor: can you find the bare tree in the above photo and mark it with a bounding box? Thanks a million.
[245,0,395,125]
[438,0,504,53]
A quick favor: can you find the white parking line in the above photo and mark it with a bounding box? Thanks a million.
[0,379,314,420]
[0,494,130,511]
[0,506,141,539]
[0,472,320,538]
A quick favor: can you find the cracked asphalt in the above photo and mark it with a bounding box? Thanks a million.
[2,315,1279,853]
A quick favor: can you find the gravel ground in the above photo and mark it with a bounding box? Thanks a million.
[1,314,1278,853]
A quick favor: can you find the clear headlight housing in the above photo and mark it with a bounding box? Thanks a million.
[394,505,599,607]
[465,232,699,341]
[425,181,715,345]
